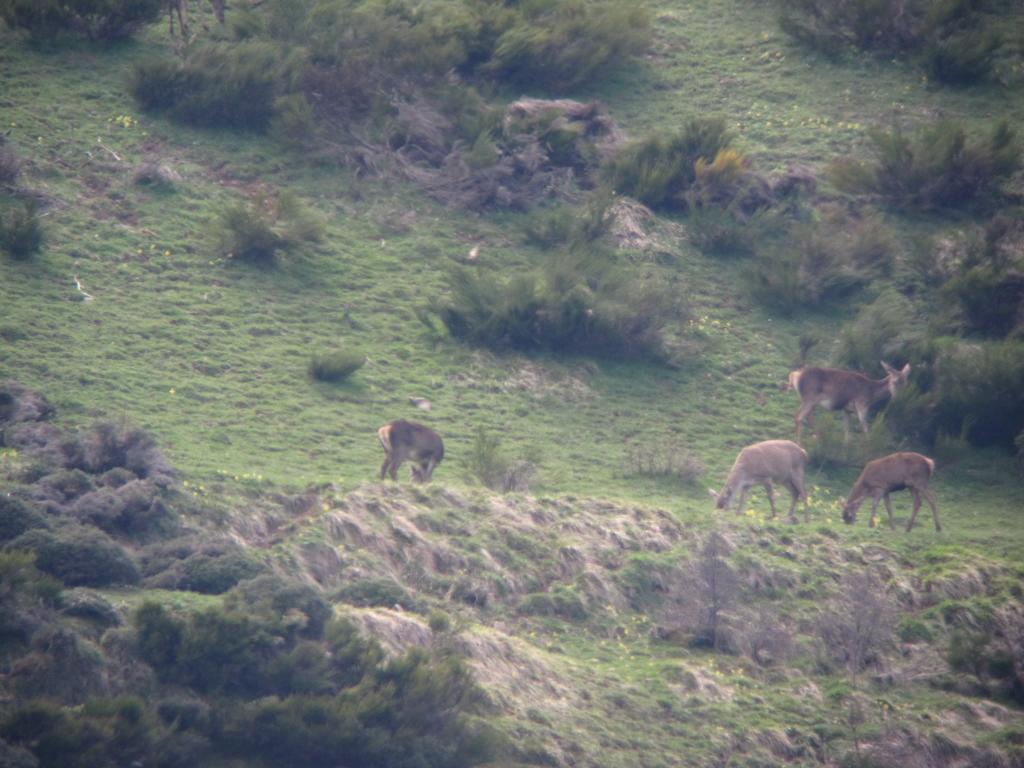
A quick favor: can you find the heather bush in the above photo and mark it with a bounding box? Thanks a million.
[0,0,160,42]
[604,119,733,211]
[216,192,324,266]
[7,525,140,587]
[829,120,1021,212]
[834,290,923,374]
[62,420,174,484]
[225,574,332,640]
[0,496,48,542]
[335,577,419,611]
[309,350,366,383]
[435,248,686,362]
[1,199,44,260]
[777,0,919,58]
[518,585,587,620]
[131,41,304,131]
[0,140,21,185]
[817,571,896,674]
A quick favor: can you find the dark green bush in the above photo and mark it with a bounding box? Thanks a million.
[834,290,923,373]
[921,0,1002,84]
[1,200,44,260]
[131,41,304,131]
[686,205,774,257]
[6,526,140,587]
[176,550,268,595]
[62,420,174,483]
[0,0,161,41]
[484,0,650,92]
[829,120,1021,212]
[226,574,333,640]
[777,0,919,57]
[604,119,733,211]
[216,192,324,266]
[0,140,21,185]
[309,350,366,383]
[435,247,685,362]
[517,585,587,620]
[0,496,48,541]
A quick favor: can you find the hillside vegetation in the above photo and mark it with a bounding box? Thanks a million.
[2,0,1024,766]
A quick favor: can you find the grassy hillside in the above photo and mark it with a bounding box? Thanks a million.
[2,0,1024,765]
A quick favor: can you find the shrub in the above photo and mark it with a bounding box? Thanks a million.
[131,41,304,131]
[465,427,535,491]
[829,120,1021,212]
[0,140,21,185]
[176,551,268,595]
[0,0,161,41]
[1,200,44,260]
[309,350,366,383]
[777,0,919,57]
[834,290,923,374]
[216,192,324,266]
[517,586,587,620]
[604,119,733,211]
[70,481,179,542]
[0,496,48,541]
[225,574,332,640]
[6,525,140,587]
[435,247,685,362]
[335,577,417,610]
[686,205,771,257]
[484,0,650,92]
[62,420,174,484]
[817,571,896,674]
[625,441,705,482]
[921,0,1002,85]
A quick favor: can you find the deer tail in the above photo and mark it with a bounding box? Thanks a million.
[923,456,935,476]
[787,370,802,392]
[377,425,392,453]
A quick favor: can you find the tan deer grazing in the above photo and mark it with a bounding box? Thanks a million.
[791,362,910,443]
[709,440,809,523]
[378,419,444,483]
[842,452,939,532]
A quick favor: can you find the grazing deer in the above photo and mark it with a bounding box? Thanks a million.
[709,440,809,523]
[791,362,910,443]
[842,452,939,532]
[378,419,444,483]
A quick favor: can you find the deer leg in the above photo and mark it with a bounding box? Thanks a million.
[883,493,895,528]
[868,495,881,528]
[734,485,749,516]
[795,402,815,443]
[380,455,392,480]
[909,489,925,532]
[784,480,800,523]
[922,488,941,532]
[841,410,852,442]
[763,480,778,519]
[855,402,870,434]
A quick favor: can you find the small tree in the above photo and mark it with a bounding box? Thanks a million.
[817,570,896,675]
[688,531,739,651]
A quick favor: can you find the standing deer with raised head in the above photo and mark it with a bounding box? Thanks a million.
[791,362,910,443]
[842,452,939,532]
[709,440,809,523]
[378,419,444,483]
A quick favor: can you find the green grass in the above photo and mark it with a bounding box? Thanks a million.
[2,3,1024,767]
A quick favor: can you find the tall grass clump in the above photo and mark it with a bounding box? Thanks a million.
[829,120,1021,212]
[216,192,324,266]
[0,0,161,42]
[604,119,733,211]
[748,208,897,311]
[434,248,686,362]
[131,41,305,131]
[0,200,44,260]
[308,350,366,383]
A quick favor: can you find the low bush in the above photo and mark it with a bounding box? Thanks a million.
[749,209,897,311]
[777,0,919,58]
[0,140,21,185]
[829,120,1021,212]
[686,205,773,257]
[517,585,587,620]
[335,577,417,610]
[604,119,733,211]
[309,350,366,383]
[6,525,140,587]
[0,0,161,42]
[1,199,44,260]
[626,441,705,482]
[484,0,650,92]
[464,427,536,491]
[834,290,923,374]
[817,571,896,674]
[435,248,686,362]
[226,574,332,640]
[0,496,48,541]
[216,192,324,266]
[131,40,304,131]
[62,420,175,484]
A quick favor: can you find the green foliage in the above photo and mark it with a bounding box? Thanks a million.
[435,247,685,362]
[685,205,768,257]
[335,577,418,610]
[6,525,140,587]
[749,208,897,311]
[484,0,650,92]
[131,41,305,131]
[829,120,1021,212]
[216,191,324,266]
[834,290,921,373]
[604,119,733,211]
[921,0,1002,84]
[517,585,587,620]
[226,574,333,640]
[1,199,44,260]
[0,0,160,42]
[0,551,61,612]
[174,549,268,594]
[309,350,366,383]
[897,615,935,643]
[0,496,48,541]
[777,0,918,57]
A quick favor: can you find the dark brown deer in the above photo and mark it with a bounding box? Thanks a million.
[709,440,809,523]
[791,362,910,443]
[842,452,939,532]
[378,420,444,483]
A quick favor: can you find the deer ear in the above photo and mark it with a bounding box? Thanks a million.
[708,488,719,500]
[901,363,910,376]
[880,360,894,374]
